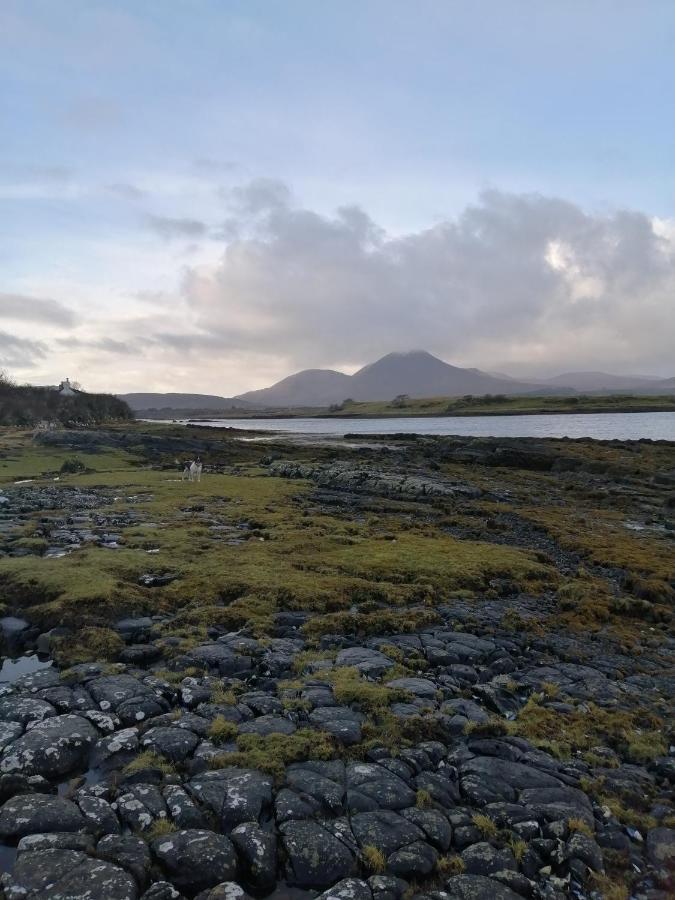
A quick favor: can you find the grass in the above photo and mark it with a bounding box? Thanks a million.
[208,729,336,781]
[471,813,497,839]
[361,844,387,874]
[208,716,239,745]
[144,819,177,840]
[509,695,667,762]
[124,751,176,776]
[53,626,123,666]
[322,394,675,419]
[416,789,433,809]
[568,817,594,837]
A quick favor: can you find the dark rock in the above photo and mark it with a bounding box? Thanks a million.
[352,810,425,856]
[310,706,364,745]
[77,794,121,836]
[564,832,604,872]
[646,826,675,868]
[387,839,438,878]
[461,842,517,876]
[194,885,253,900]
[238,714,296,736]
[0,793,84,838]
[335,647,394,677]
[281,819,356,888]
[151,829,237,895]
[163,784,205,829]
[187,768,273,832]
[316,878,374,899]
[0,695,56,726]
[98,833,152,887]
[117,784,168,832]
[141,726,200,762]
[3,849,137,899]
[140,883,185,900]
[16,832,95,852]
[444,874,524,899]
[0,713,97,778]
[230,822,277,891]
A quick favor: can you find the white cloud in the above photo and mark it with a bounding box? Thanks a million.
[178,185,675,378]
[5,184,675,391]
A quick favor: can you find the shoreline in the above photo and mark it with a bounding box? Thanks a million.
[175,404,675,421]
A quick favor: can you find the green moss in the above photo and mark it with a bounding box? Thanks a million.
[208,728,336,781]
[208,716,239,745]
[510,695,666,762]
[53,626,124,665]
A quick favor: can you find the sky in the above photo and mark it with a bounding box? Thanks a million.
[1,0,675,395]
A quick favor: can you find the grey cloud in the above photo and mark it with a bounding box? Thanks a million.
[106,182,146,200]
[180,184,675,375]
[0,163,73,185]
[56,336,139,355]
[0,293,76,326]
[0,331,48,368]
[145,215,208,240]
[226,178,292,217]
[193,158,239,175]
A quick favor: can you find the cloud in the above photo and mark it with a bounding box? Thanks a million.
[0,331,48,368]
[193,158,239,175]
[0,163,73,185]
[0,293,76,326]
[177,184,675,376]
[106,182,146,200]
[145,215,208,240]
[55,336,139,355]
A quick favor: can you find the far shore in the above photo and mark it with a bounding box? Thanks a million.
[137,393,675,422]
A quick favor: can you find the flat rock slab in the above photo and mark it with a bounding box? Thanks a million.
[0,714,97,779]
[151,829,237,894]
[444,874,524,899]
[0,794,84,839]
[2,848,137,899]
[280,819,356,888]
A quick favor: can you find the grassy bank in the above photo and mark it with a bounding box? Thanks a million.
[322,393,675,418]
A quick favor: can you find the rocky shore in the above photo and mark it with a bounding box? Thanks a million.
[0,426,672,899]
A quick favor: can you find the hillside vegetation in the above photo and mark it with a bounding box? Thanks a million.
[324,392,675,417]
[0,373,133,426]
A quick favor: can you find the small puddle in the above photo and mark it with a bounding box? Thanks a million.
[0,654,53,684]
[0,843,17,874]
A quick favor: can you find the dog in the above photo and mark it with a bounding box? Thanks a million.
[181,458,203,482]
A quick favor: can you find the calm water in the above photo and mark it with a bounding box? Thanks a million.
[182,411,675,441]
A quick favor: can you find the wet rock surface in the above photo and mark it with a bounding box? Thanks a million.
[0,430,672,898]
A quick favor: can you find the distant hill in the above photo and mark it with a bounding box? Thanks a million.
[118,392,259,412]
[540,371,663,392]
[234,369,352,408]
[236,351,545,407]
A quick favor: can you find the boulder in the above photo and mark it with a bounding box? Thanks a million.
[281,819,356,887]
[151,829,237,894]
[0,794,84,839]
[3,849,137,900]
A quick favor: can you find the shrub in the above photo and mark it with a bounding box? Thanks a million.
[60,457,86,474]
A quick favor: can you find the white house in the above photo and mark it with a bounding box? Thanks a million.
[58,378,79,396]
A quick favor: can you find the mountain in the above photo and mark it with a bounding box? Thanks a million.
[652,376,675,393]
[235,369,352,408]
[541,372,662,392]
[236,351,544,407]
[118,392,258,411]
[349,351,540,399]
